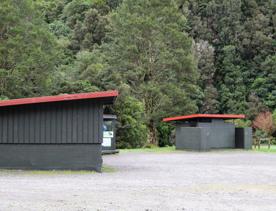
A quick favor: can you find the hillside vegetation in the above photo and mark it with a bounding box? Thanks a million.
[0,0,275,147]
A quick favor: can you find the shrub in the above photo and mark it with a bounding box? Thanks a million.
[252,111,276,136]
[233,119,251,128]
[114,95,148,149]
[157,122,175,147]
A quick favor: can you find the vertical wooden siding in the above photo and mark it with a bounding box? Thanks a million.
[0,100,103,144]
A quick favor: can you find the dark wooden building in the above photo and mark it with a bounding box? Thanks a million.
[0,90,118,171]
[163,114,252,151]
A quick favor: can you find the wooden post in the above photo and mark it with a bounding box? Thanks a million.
[268,137,271,150]
[258,138,261,149]
[253,136,257,149]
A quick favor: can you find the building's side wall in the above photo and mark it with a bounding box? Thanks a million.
[0,99,103,144]
[0,99,105,170]
[198,119,235,148]
[176,119,236,151]
[235,127,252,149]
[176,127,210,151]
[0,144,102,171]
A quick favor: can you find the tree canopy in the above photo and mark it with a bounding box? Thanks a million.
[0,0,275,147]
[0,0,61,99]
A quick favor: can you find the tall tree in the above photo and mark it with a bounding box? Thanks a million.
[63,0,110,52]
[98,0,199,145]
[26,0,276,146]
[218,45,247,113]
[184,0,275,116]
[195,40,219,113]
[0,0,61,99]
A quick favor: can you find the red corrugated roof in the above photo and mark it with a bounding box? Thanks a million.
[163,114,245,122]
[0,90,118,108]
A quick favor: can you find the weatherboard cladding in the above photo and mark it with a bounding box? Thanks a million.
[0,99,103,144]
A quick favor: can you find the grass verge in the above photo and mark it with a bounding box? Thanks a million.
[101,165,117,173]
[120,145,276,154]
[0,165,116,175]
[119,146,175,153]
[252,145,276,153]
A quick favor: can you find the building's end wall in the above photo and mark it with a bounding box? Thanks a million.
[235,127,252,149]
[0,144,102,171]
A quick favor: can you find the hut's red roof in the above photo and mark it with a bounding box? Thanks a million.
[0,90,118,108]
[163,114,245,122]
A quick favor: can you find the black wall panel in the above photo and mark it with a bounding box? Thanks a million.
[0,144,102,171]
[235,127,252,149]
[0,99,103,144]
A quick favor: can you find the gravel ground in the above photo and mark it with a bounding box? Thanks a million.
[1,150,276,211]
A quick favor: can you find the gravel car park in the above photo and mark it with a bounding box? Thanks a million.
[1,150,276,211]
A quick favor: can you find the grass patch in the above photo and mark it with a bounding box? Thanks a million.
[0,169,95,175]
[253,145,276,153]
[26,170,95,175]
[0,165,116,175]
[102,165,116,173]
[120,146,175,153]
[120,145,276,154]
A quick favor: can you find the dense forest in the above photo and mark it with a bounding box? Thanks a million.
[0,0,275,148]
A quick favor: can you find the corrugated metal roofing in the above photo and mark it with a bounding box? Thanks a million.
[163,114,245,122]
[0,90,118,108]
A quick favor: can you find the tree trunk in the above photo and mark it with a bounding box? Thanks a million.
[148,120,158,145]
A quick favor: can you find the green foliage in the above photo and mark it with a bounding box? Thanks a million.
[49,20,71,38]
[106,0,122,9]
[0,0,61,99]
[273,110,276,126]
[233,119,252,128]
[34,0,65,23]
[186,0,275,115]
[195,40,219,113]
[114,95,148,148]
[246,93,268,120]
[157,122,175,147]
[272,109,276,136]
[0,96,8,101]
[253,55,276,108]
[253,145,276,153]
[61,0,110,53]
[51,49,107,94]
[1,0,275,148]
[218,45,247,114]
[255,129,268,139]
[120,146,175,153]
[101,0,199,144]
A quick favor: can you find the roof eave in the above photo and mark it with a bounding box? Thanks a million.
[0,90,119,108]
[163,114,246,122]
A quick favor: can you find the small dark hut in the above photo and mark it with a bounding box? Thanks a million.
[163,114,252,151]
[0,90,118,171]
